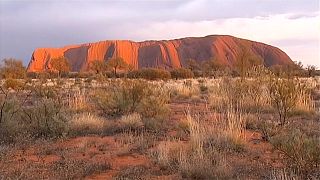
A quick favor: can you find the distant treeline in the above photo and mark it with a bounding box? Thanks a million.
[0,57,319,81]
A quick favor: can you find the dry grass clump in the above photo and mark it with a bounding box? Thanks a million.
[293,82,315,115]
[52,158,111,179]
[270,169,299,180]
[69,113,105,136]
[66,88,90,112]
[168,79,201,100]
[153,139,232,179]
[114,165,150,180]
[118,113,144,132]
[152,109,246,178]
[187,108,246,153]
[209,78,271,113]
[115,131,157,154]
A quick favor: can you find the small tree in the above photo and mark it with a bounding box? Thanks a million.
[306,65,316,77]
[89,60,108,75]
[0,58,26,79]
[235,46,263,80]
[106,57,128,77]
[268,78,298,125]
[49,57,70,77]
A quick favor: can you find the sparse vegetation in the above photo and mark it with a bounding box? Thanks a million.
[0,67,319,179]
[271,129,320,178]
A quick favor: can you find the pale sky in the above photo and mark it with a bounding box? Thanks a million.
[0,0,319,67]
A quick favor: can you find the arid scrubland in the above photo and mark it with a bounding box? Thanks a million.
[0,72,319,179]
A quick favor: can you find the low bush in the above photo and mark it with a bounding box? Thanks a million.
[127,68,171,80]
[268,78,314,125]
[21,98,68,138]
[270,129,320,178]
[93,79,170,119]
[268,78,298,125]
[3,78,25,90]
[170,68,194,79]
[93,79,170,132]
[93,79,148,116]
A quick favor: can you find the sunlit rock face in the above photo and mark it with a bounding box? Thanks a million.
[27,35,293,72]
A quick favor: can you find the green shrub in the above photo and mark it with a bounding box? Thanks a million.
[268,78,298,125]
[270,129,320,177]
[21,98,68,138]
[170,68,194,79]
[93,80,170,131]
[0,97,22,143]
[93,79,169,117]
[93,80,147,116]
[128,68,171,80]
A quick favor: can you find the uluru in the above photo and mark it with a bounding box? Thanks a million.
[27,35,293,72]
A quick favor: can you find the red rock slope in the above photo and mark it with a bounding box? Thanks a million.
[27,35,293,72]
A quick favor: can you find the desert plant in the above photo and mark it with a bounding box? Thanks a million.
[93,79,170,125]
[270,129,320,178]
[128,68,171,80]
[118,113,144,132]
[3,78,25,90]
[0,58,26,79]
[153,139,232,179]
[115,131,156,153]
[21,98,68,138]
[49,56,70,77]
[268,78,298,125]
[209,78,270,113]
[69,113,105,136]
[235,46,263,80]
[170,68,194,79]
[106,57,128,77]
[114,165,150,180]
[137,84,170,119]
[89,60,108,75]
[169,80,200,100]
[0,86,31,143]
[306,65,316,77]
[93,79,148,116]
[52,159,111,179]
